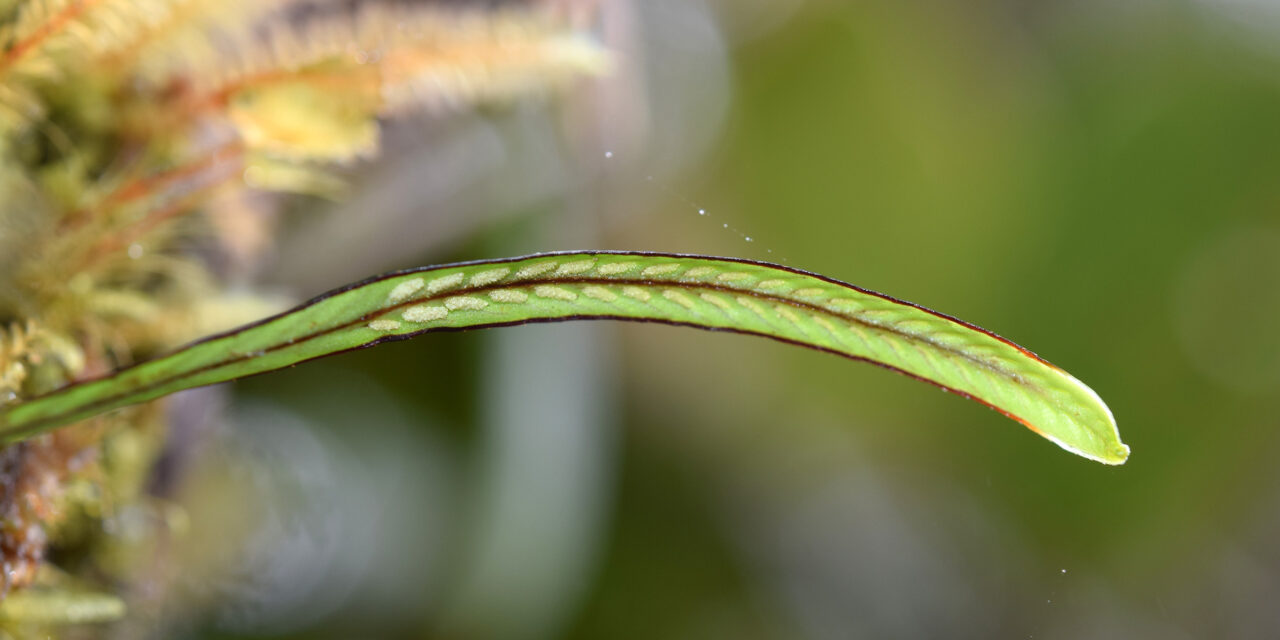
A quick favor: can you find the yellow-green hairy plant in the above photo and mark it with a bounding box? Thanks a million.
[0,251,1130,465]
[0,0,1129,631]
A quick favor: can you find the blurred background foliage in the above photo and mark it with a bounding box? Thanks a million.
[178,0,1280,638]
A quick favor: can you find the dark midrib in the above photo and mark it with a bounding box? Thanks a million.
[2,276,1035,437]
[168,276,1023,387]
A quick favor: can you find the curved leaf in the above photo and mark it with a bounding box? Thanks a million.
[0,252,1128,464]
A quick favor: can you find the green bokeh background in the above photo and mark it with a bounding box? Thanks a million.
[194,2,1280,638]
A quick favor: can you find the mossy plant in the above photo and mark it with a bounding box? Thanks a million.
[0,1,1126,634]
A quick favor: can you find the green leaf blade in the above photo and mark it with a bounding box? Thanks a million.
[0,252,1128,464]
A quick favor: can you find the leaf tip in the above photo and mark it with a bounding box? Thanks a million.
[1049,429,1128,466]
[1097,440,1131,466]
[1052,371,1128,465]
[1080,405,1130,466]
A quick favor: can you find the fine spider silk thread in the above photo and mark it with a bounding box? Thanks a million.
[600,149,785,263]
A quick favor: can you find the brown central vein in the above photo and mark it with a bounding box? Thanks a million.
[6,275,1042,435]
[239,276,1019,379]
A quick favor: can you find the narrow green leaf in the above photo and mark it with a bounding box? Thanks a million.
[0,252,1128,464]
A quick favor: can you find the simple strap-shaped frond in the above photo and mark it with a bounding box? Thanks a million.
[0,252,1129,464]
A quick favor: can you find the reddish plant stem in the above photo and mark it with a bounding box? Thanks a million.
[61,140,245,231]
[105,140,244,208]
[0,0,103,72]
[75,156,245,271]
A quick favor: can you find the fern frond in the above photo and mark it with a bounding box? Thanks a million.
[97,0,292,75]
[155,3,608,161]
[0,0,152,130]
[0,0,616,614]
[0,0,285,70]
[2,0,127,75]
[0,0,296,132]
[369,6,611,115]
[192,4,607,95]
